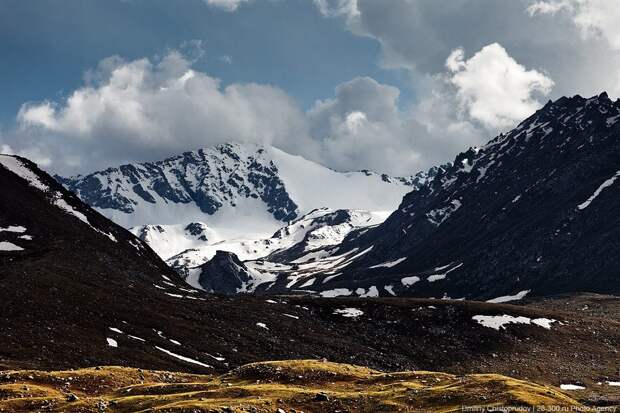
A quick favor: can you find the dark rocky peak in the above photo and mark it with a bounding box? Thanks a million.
[196,250,255,294]
[324,93,620,300]
[185,222,209,237]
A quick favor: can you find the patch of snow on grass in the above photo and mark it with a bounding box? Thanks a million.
[256,322,269,330]
[322,274,341,284]
[320,288,353,298]
[128,335,145,342]
[427,199,462,226]
[333,308,364,318]
[106,338,118,348]
[487,290,531,303]
[578,170,620,210]
[109,327,123,334]
[369,257,407,269]
[427,263,463,282]
[299,278,316,288]
[401,276,420,286]
[155,346,212,368]
[531,318,556,329]
[205,353,226,361]
[384,285,396,296]
[0,225,26,233]
[0,241,24,251]
[473,315,557,330]
[357,286,379,297]
[560,384,585,390]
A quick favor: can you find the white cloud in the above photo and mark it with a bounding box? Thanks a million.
[0,144,14,155]
[445,43,554,129]
[318,0,619,102]
[204,0,251,12]
[307,77,418,174]
[0,137,51,166]
[12,43,554,178]
[526,0,573,15]
[13,56,488,177]
[527,0,620,50]
[313,0,359,19]
[17,51,317,174]
[344,111,367,132]
[307,76,485,175]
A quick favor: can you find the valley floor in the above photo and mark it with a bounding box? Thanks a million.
[0,360,589,412]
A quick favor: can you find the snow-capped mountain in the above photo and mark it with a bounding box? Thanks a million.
[131,208,389,265]
[130,222,217,260]
[60,143,435,240]
[3,151,619,395]
[164,208,389,292]
[195,93,620,299]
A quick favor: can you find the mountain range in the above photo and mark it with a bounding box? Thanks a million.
[58,142,443,271]
[58,142,431,232]
[56,93,620,301]
[7,152,618,394]
[190,93,620,299]
[3,94,620,407]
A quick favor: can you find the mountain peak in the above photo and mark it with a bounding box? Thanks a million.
[59,142,426,231]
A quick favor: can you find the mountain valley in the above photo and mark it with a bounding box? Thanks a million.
[2,94,620,411]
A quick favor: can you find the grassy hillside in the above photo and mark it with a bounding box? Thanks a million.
[0,360,588,412]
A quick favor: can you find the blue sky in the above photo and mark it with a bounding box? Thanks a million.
[0,0,409,126]
[2,0,620,175]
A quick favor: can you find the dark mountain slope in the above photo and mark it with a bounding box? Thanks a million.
[310,93,620,299]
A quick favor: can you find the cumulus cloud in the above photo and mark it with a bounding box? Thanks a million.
[527,0,620,50]
[204,0,251,12]
[446,43,554,129]
[307,76,486,175]
[16,51,317,174]
[11,50,489,177]
[308,77,420,173]
[308,0,620,162]
[318,0,620,100]
[302,44,553,174]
